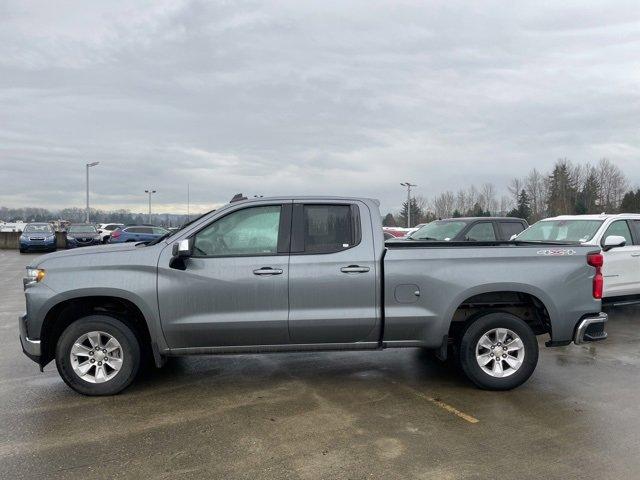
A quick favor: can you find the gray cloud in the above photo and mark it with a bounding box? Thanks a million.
[1,0,638,214]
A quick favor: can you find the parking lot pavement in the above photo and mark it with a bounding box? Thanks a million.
[1,250,640,480]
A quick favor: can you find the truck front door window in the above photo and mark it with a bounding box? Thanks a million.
[194,206,281,257]
[602,220,633,245]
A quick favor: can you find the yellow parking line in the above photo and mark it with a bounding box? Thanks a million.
[424,395,479,424]
[404,386,479,424]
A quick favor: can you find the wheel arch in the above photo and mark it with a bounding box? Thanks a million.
[445,284,557,343]
[38,291,163,369]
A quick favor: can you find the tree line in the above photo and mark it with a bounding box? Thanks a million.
[0,206,189,227]
[384,158,634,227]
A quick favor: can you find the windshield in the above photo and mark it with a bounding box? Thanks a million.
[69,225,97,233]
[516,220,603,242]
[24,224,53,234]
[409,220,467,241]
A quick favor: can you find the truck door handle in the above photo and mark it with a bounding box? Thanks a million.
[340,265,370,274]
[631,253,640,257]
[253,267,284,276]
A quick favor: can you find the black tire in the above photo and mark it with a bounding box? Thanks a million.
[458,312,538,391]
[55,315,141,396]
[19,248,25,254]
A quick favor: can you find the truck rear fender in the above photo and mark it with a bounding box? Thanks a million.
[444,283,557,342]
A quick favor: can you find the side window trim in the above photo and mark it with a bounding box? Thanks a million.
[190,203,291,258]
[630,220,640,246]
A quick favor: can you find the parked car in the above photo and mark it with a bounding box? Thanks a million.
[382,226,412,238]
[406,217,528,242]
[109,225,170,243]
[405,223,427,236]
[19,223,56,253]
[65,224,101,248]
[97,223,124,243]
[19,196,609,396]
[516,214,640,301]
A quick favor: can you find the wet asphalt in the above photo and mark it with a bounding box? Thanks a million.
[1,249,639,479]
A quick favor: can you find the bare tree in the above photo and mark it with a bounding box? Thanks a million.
[455,185,480,214]
[499,195,512,215]
[596,158,628,212]
[508,177,524,206]
[432,191,456,218]
[524,168,547,221]
[479,183,498,214]
[414,195,430,223]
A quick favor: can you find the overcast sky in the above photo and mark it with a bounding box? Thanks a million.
[1,0,639,214]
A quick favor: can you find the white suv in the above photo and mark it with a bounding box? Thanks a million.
[516,214,640,301]
[97,223,124,243]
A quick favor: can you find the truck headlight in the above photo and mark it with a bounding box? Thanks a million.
[24,268,46,286]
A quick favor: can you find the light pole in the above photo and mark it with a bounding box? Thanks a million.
[85,162,99,223]
[400,182,417,228]
[145,189,156,224]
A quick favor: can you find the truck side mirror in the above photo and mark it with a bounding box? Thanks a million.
[602,235,626,252]
[172,238,193,258]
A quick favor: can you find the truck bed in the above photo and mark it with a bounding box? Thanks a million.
[381,241,602,348]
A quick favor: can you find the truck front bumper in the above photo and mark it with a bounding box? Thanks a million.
[19,313,41,363]
[574,313,608,344]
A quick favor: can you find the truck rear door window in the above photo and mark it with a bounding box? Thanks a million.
[499,222,526,239]
[303,205,354,254]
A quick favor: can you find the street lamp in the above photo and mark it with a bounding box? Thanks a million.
[85,162,100,223]
[400,182,417,228]
[145,189,157,224]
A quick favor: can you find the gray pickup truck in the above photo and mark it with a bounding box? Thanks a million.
[19,196,611,396]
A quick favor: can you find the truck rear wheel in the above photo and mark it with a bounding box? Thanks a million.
[459,312,538,390]
[55,315,141,396]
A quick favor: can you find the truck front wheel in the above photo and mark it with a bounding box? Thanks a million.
[459,312,538,390]
[55,315,141,396]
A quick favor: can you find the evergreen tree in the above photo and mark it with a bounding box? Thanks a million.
[469,202,489,217]
[506,190,531,220]
[620,190,640,213]
[398,198,424,228]
[575,169,600,214]
[517,189,532,220]
[547,160,577,216]
[382,213,397,227]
